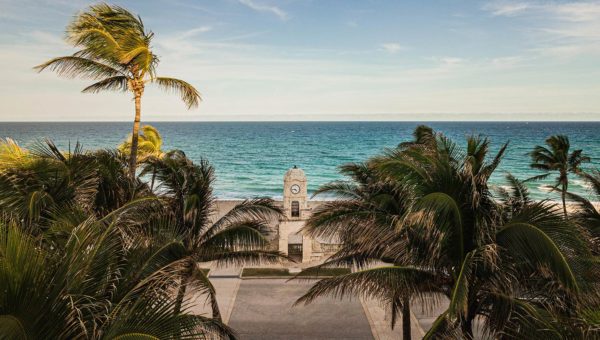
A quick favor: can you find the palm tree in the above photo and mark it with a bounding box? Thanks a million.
[119,124,164,190]
[0,138,29,169]
[0,140,150,227]
[147,150,285,319]
[35,4,201,178]
[567,170,600,255]
[298,127,596,339]
[529,135,590,217]
[119,124,164,161]
[0,140,99,232]
[90,148,152,216]
[397,124,435,149]
[297,161,416,339]
[0,203,233,339]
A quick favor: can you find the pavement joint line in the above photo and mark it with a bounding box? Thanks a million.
[222,278,241,324]
[360,297,380,340]
[411,308,426,337]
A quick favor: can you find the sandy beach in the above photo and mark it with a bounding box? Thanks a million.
[214,199,599,218]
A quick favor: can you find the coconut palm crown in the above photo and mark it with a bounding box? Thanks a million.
[34,3,201,177]
[529,135,590,217]
[119,124,164,161]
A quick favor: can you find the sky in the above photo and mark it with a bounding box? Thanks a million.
[0,0,599,121]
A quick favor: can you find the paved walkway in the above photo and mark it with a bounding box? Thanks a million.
[228,279,374,339]
[361,297,424,339]
[187,265,242,323]
[186,265,471,339]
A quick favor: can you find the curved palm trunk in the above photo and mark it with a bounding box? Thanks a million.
[150,166,157,191]
[211,292,222,322]
[561,189,568,218]
[402,296,411,340]
[128,93,142,178]
[560,176,569,218]
[174,262,194,315]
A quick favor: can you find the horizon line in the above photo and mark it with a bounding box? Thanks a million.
[1,119,600,123]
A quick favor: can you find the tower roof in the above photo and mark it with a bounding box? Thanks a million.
[284,166,305,180]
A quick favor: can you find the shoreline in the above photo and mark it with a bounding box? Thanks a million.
[214,199,600,214]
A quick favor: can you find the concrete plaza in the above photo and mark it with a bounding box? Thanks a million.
[228,279,373,339]
[187,266,452,339]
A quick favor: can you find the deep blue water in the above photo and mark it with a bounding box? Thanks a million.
[0,121,598,200]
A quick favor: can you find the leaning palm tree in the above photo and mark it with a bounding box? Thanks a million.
[35,4,201,177]
[529,135,590,217]
[148,150,285,320]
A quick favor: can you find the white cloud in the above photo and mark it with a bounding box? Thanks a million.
[485,1,600,22]
[238,0,288,20]
[484,2,531,16]
[548,2,600,22]
[439,57,464,66]
[381,43,403,53]
[177,26,213,39]
[490,56,525,69]
[484,1,600,59]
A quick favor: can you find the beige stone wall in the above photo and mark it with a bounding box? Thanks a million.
[213,200,333,262]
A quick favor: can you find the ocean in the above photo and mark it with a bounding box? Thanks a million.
[0,121,598,201]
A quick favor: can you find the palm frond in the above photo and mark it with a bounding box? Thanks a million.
[152,77,201,109]
[82,76,129,93]
[496,221,579,293]
[296,266,440,306]
[34,56,124,79]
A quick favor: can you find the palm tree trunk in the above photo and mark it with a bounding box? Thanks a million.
[562,189,568,218]
[561,179,568,218]
[150,166,156,191]
[211,292,222,322]
[402,296,411,340]
[174,262,194,315]
[128,92,142,178]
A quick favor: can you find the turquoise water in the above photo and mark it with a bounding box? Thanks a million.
[0,122,599,200]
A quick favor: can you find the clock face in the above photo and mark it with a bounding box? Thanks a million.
[290,184,300,194]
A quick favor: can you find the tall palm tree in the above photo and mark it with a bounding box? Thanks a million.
[35,4,201,177]
[119,124,164,190]
[147,150,285,319]
[298,161,416,339]
[529,135,590,217]
[298,127,596,339]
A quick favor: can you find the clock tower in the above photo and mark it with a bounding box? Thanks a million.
[283,165,308,219]
[279,166,311,262]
